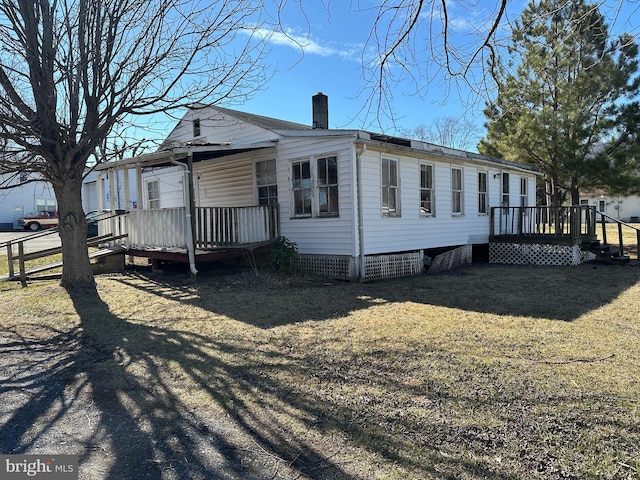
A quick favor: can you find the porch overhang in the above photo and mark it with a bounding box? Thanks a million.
[93,141,277,171]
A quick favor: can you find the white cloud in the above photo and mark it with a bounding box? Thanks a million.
[246,27,362,61]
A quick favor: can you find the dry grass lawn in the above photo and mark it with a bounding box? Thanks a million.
[0,261,639,479]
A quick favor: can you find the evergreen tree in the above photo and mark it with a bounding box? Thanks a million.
[478,0,640,208]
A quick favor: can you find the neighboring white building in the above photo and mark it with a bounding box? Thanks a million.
[0,172,56,230]
[579,191,640,223]
[82,169,139,213]
[95,94,541,280]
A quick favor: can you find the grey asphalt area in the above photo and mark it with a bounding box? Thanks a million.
[0,230,62,254]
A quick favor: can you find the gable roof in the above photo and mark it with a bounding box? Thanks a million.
[210,106,313,132]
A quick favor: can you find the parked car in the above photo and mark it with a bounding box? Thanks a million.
[18,211,59,231]
[86,209,126,237]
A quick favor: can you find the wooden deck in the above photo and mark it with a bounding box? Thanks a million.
[1,205,280,283]
[490,205,640,263]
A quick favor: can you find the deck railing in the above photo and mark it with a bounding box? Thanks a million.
[122,204,280,249]
[195,204,280,247]
[490,206,596,241]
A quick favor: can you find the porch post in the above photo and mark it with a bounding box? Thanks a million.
[187,151,197,250]
[96,172,104,213]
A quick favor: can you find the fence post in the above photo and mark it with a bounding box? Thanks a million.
[6,241,14,279]
[618,223,624,257]
[18,241,27,287]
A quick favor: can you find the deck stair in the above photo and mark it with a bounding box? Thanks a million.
[1,233,128,283]
[584,239,631,265]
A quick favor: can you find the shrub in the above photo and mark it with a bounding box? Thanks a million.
[268,236,298,274]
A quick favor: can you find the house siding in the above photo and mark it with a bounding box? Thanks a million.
[194,150,275,208]
[358,148,537,254]
[276,136,357,256]
[165,107,280,146]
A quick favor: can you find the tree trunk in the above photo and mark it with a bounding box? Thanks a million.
[54,177,95,290]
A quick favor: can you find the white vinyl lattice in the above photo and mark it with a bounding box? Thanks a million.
[295,252,423,282]
[363,252,423,282]
[295,255,354,280]
[489,242,582,266]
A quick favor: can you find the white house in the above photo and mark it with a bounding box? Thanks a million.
[82,169,139,213]
[579,191,640,223]
[0,172,57,230]
[94,93,541,280]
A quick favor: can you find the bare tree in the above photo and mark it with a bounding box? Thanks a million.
[400,116,481,150]
[0,0,270,289]
[358,0,636,128]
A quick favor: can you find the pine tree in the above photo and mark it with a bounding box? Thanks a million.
[479,0,640,208]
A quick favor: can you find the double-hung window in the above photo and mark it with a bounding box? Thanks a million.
[292,160,312,217]
[451,167,463,215]
[146,180,160,209]
[478,171,488,215]
[256,160,278,205]
[420,163,435,216]
[317,156,339,216]
[291,155,340,217]
[502,172,510,209]
[382,158,399,216]
[520,177,528,207]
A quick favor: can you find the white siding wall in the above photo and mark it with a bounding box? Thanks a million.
[194,150,274,207]
[579,193,640,222]
[277,136,357,256]
[358,149,538,254]
[142,166,185,209]
[0,174,56,229]
[164,107,280,146]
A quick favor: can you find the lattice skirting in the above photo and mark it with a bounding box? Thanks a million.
[489,242,582,266]
[295,251,423,282]
[363,252,423,282]
[294,254,356,281]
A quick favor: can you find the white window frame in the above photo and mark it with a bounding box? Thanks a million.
[35,198,57,213]
[478,171,488,215]
[146,180,160,209]
[256,159,278,206]
[451,167,464,216]
[317,155,339,217]
[381,157,400,217]
[290,154,340,218]
[597,198,607,214]
[291,159,312,218]
[501,172,510,208]
[520,177,528,208]
[420,162,435,217]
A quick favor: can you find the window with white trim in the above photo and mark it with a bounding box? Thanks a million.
[35,198,57,213]
[146,180,160,209]
[520,177,528,207]
[382,158,399,216]
[451,167,463,215]
[292,160,312,217]
[256,160,277,205]
[317,156,339,216]
[420,163,435,216]
[478,171,488,215]
[502,172,510,208]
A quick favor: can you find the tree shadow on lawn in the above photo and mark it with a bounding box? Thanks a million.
[0,287,362,479]
[117,263,640,326]
[0,281,543,480]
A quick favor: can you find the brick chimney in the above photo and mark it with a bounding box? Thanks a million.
[312,92,328,129]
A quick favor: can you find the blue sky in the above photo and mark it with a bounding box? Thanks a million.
[145,1,640,153]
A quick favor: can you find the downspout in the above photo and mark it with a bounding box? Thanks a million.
[356,142,367,282]
[170,152,198,276]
